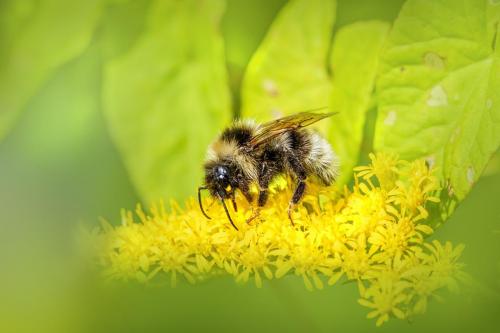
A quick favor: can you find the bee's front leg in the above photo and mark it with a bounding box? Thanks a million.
[245,191,268,225]
[246,166,273,224]
[239,183,258,224]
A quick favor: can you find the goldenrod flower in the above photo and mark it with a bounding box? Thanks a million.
[96,153,467,326]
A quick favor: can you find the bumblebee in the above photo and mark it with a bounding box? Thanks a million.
[198,111,339,230]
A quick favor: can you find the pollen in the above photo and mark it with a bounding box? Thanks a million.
[95,153,467,326]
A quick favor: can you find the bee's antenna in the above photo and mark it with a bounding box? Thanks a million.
[219,197,238,231]
[198,186,211,219]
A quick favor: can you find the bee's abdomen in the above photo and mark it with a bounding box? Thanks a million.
[304,131,339,185]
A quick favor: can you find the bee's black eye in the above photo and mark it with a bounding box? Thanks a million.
[214,165,229,181]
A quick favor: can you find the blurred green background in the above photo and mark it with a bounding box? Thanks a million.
[1,0,499,332]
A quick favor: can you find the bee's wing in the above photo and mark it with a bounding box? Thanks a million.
[249,111,337,147]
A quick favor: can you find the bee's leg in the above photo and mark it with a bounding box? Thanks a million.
[231,191,237,212]
[243,191,260,223]
[287,179,306,226]
[257,171,273,208]
[246,167,273,224]
[287,155,307,226]
[245,189,267,224]
[240,182,254,205]
[246,194,266,224]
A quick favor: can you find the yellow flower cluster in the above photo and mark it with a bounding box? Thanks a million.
[97,153,467,326]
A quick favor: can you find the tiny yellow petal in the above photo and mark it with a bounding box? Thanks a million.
[392,307,405,319]
[328,271,343,286]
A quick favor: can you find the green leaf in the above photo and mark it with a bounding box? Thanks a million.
[222,0,286,69]
[329,21,389,185]
[0,0,103,141]
[335,0,405,28]
[221,0,286,114]
[104,0,231,203]
[241,0,336,123]
[99,0,152,62]
[374,0,500,210]
[13,43,103,164]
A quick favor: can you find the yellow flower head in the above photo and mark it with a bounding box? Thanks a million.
[96,153,466,326]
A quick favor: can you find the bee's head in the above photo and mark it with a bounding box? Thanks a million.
[204,163,234,199]
[200,161,239,230]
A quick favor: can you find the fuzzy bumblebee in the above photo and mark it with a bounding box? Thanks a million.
[198,111,340,230]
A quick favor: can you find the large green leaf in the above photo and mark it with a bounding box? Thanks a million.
[335,0,405,28]
[12,43,103,164]
[0,0,103,141]
[104,0,231,203]
[222,0,286,69]
[374,0,500,211]
[99,0,152,62]
[241,0,336,123]
[221,0,286,114]
[329,21,389,185]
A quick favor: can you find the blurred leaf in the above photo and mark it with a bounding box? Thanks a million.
[0,39,138,222]
[0,0,37,61]
[374,0,500,215]
[99,0,151,62]
[335,0,405,29]
[483,149,500,177]
[12,43,102,164]
[0,0,103,141]
[104,0,231,203]
[329,21,389,185]
[222,0,286,69]
[222,0,286,116]
[241,0,336,123]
